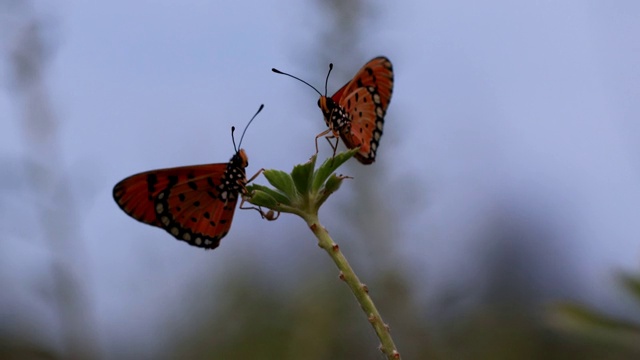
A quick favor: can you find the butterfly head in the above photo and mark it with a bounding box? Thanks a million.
[232,148,249,169]
[318,96,336,126]
[230,103,263,169]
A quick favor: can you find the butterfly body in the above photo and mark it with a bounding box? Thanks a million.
[318,96,352,134]
[320,57,393,164]
[113,149,249,249]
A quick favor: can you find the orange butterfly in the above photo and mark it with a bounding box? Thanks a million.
[113,105,265,249]
[273,57,393,164]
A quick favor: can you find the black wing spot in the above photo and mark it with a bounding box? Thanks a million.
[204,212,210,219]
[187,173,195,180]
[191,217,197,222]
[188,181,198,191]
[209,220,216,227]
[167,175,179,186]
[193,201,201,207]
[178,194,186,202]
[147,174,158,193]
[220,219,228,225]
[357,79,364,87]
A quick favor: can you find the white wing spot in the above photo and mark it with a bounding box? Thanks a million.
[195,237,202,245]
[371,142,378,150]
[155,203,164,214]
[171,227,179,236]
[376,107,384,117]
[183,232,192,241]
[204,239,212,246]
[158,192,165,200]
[161,216,170,226]
[374,132,381,141]
[373,94,381,104]
[368,86,375,92]
[377,121,383,131]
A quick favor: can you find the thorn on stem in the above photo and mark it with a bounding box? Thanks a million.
[332,244,339,252]
[392,350,401,359]
[361,283,369,293]
[368,314,377,323]
[339,272,346,281]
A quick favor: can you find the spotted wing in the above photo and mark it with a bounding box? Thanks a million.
[332,57,393,164]
[113,163,238,249]
[332,56,393,112]
[338,87,383,164]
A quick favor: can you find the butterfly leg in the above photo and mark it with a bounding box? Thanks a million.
[239,168,280,220]
[324,135,340,159]
[239,168,265,199]
[246,168,265,184]
[239,198,280,221]
[314,128,332,155]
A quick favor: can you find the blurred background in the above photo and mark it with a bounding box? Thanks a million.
[2,1,640,359]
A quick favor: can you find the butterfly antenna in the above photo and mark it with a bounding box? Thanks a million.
[231,126,238,152]
[272,67,322,96]
[324,63,333,97]
[236,104,264,150]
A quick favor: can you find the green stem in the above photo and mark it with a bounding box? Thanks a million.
[304,213,401,360]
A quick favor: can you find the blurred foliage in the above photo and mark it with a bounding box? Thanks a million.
[4,0,640,359]
[166,259,436,360]
[550,271,640,357]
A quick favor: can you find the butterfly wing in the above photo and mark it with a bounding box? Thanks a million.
[339,87,383,164]
[331,57,393,164]
[113,163,240,249]
[332,57,393,107]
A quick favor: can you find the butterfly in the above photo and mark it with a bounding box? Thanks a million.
[113,104,265,250]
[273,57,393,164]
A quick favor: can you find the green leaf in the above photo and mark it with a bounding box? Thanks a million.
[315,174,346,209]
[246,184,291,206]
[552,302,640,333]
[550,302,640,353]
[291,155,316,196]
[619,273,640,304]
[311,148,358,192]
[263,169,298,200]
[323,173,345,194]
[245,189,279,208]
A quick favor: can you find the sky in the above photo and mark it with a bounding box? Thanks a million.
[2,0,640,357]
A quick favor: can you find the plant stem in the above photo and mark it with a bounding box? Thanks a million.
[304,213,401,360]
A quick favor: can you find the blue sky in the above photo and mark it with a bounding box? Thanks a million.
[2,0,640,357]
